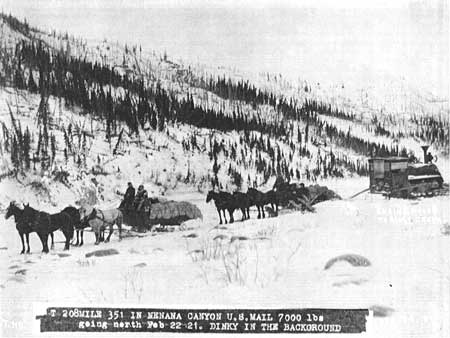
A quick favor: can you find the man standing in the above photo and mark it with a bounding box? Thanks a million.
[123,182,135,209]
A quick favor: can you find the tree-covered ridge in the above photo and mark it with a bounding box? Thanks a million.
[1,13,447,189]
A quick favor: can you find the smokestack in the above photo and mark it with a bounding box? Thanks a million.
[421,145,429,163]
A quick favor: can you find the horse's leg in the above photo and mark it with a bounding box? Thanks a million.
[39,233,49,253]
[63,233,70,250]
[117,217,122,241]
[79,230,84,246]
[261,204,266,218]
[217,208,223,224]
[75,230,80,246]
[72,230,78,246]
[228,209,234,223]
[19,232,25,254]
[275,202,279,216]
[50,232,55,250]
[25,233,30,254]
[94,231,100,245]
[240,208,245,221]
[105,225,113,243]
[63,226,74,250]
[257,205,261,219]
[223,209,228,224]
[44,233,49,253]
[247,207,250,219]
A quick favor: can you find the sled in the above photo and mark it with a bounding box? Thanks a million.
[121,200,202,231]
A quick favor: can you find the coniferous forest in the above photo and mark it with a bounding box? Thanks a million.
[0,12,447,188]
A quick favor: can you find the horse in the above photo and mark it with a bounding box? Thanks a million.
[60,206,85,246]
[263,189,280,216]
[206,191,236,224]
[247,188,280,218]
[247,188,266,219]
[5,201,56,254]
[232,192,251,221]
[21,204,74,253]
[79,205,106,242]
[80,206,123,245]
[72,215,92,246]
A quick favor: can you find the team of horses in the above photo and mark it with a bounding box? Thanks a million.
[4,184,297,254]
[5,202,123,254]
[206,187,282,224]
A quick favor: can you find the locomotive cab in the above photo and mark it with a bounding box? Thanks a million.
[368,157,409,194]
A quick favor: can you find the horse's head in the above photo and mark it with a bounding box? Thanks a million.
[5,201,21,220]
[77,206,89,227]
[82,207,97,222]
[79,205,93,219]
[19,204,37,224]
[206,191,215,203]
[22,203,34,216]
[79,216,90,229]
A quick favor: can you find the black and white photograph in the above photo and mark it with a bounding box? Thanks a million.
[0,0,449,336]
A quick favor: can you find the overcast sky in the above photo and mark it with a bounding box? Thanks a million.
[2,0,449,97]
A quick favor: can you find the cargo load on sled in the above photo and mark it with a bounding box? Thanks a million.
[120,198,203,231]
[272,178,342,213]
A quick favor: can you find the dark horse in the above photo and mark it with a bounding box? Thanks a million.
[206,191,236,224]
[5,201,55,254]
[21,204,74,253]
[247,188,280,218]
[60,206,86,246]
[232,192,251,221]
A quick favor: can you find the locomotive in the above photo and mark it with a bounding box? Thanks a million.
[368,146,447,198]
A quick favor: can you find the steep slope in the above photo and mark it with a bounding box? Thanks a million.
[2,13,448,195]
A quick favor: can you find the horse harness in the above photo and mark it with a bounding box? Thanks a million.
[91,208,115,227]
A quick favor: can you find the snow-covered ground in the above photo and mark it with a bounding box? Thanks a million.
[1,180,449,338]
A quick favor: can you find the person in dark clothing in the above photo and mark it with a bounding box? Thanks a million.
[426,152,434,164]
[134,185,148,211]
[132,185,149,232]
[122,182,135,209]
